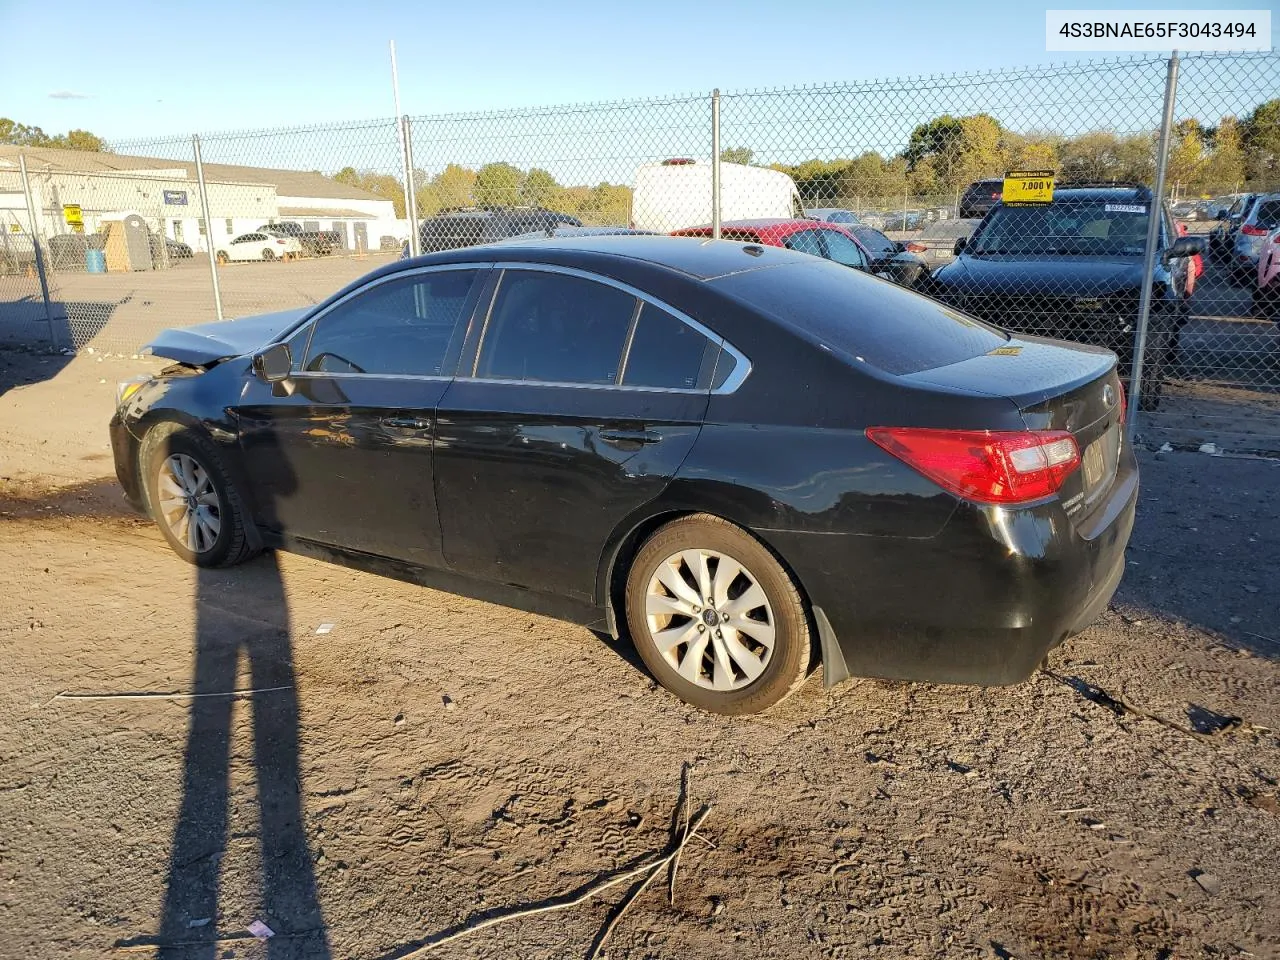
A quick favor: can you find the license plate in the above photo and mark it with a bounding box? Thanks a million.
[1082,437,1105,490]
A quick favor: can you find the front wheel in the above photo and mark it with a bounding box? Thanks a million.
[625,515,812,715]
[140,425,259,568]
[215,251,228,265]
[262,248,276,261]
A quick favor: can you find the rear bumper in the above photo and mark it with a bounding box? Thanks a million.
[772,452,1139,687]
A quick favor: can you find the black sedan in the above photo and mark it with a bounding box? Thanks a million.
[110,236,1136,715]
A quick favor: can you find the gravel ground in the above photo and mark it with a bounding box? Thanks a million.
[1,349,1277,960]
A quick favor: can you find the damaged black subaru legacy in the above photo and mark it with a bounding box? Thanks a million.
[111,236,1136,714]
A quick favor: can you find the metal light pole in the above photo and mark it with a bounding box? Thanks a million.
[391,41,420,258]
[18,153,58,350]
[192,135,224,322]
[1128,51,1180,437]
[711,89,722,240]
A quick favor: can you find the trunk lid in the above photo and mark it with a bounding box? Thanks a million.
[904,335,1125,520]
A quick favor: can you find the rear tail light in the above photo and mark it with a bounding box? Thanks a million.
[866,427,1080,505]
[906,242,927,253]
[1241,224,1267,236]
[1117,380,1127,425]
[276,239,286,244]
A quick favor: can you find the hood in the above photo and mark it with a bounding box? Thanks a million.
[143,307,311,365]
[932,254,1157,296]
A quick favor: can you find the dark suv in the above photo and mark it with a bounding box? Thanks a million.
[417,206,582,253]
[921,184,1205,410]
[958,178,1004,219]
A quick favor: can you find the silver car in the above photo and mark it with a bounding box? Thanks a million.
[1231,193,1280,285]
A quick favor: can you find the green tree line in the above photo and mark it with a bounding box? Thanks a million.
[333,163,634,224]
[764,98,1279,208]
[0,118,107,152]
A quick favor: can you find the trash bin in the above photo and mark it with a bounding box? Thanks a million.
[86,249,106,273]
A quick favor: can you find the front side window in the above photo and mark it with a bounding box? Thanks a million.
[477,271,636,384]
[621,302,714,390]
[304,269,480,376]
[820,229,869,269]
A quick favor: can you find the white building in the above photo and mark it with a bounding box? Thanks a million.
[0,145,404,255]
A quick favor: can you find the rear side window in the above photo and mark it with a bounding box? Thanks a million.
[1255,200,1280,229]
[477,271,636,384]
[622,302,715,389]
[713,259,1006,376]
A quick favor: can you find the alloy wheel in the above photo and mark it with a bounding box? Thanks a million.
[156,453,221,554]
[644,549,776,691]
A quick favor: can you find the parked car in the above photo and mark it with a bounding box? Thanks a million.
[150,233,193,261]
[418,206,581,253]
[1171,200,1200,219]
[907,218,984,269]
[847,225,933,286]
[1209,193,1257,262]
[259,221,343,256]
[958,178,1005,219]
[881,210,924,232]
[111,235,1136,714]
[215,231,303,263]
[631,159,804,232]
[1229,193,1280,285]
[1255,225,1280,319]
[920,184,1204,410]
[672,218,929,287]
[806,208,862,226]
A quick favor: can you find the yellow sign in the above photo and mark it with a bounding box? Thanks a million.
[63,204,83,226]
[1002,170,1054,205]
[8,223,20,233]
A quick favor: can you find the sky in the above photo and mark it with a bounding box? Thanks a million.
[0,0,1262,142]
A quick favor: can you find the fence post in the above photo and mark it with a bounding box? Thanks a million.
[18,153,60,351]
[192,135,224,322]
[401,115,420,258]
[711,89,722,240]
[1128,50,1180,439]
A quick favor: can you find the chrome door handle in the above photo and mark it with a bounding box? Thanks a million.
[381,416,431,430]
[600,429,661,445]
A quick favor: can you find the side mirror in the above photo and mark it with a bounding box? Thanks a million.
[953,236,968,255]
[1214,209,1228,220]
[1167,236,1207,259]
[252,342,293,383]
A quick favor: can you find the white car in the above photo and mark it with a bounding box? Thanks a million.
[215,231,302,264]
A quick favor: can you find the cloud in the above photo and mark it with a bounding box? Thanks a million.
[48,90,91,100]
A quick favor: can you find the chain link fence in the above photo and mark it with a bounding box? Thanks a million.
[1,53,1277,447]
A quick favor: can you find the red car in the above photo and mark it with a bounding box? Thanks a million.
[673,218,930,287]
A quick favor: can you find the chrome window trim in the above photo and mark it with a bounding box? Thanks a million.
[472,261,752,396]
[298,262,493,376]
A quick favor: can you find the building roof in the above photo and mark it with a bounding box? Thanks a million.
[279,206,376,219]
[0,144,387,204]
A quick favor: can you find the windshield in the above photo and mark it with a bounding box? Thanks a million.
[969,201,1151,256]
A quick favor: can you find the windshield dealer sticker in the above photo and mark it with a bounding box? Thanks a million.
[1105,203,1147,214]
[1002,170,1055,205]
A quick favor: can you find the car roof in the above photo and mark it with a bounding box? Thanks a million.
[401,234,820,280]
[675,218,850,243]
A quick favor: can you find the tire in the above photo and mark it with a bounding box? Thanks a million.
[624,514,812,715]
[140,424,259,568]
[262,248,276,261]
[215,251,228,265]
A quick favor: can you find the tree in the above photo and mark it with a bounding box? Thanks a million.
[1166,119,1207,195]
[1243,98,1280,185]
[903,113,1006,194]
[578,182,632,225]
[720,147,754,166]
[330,168,407,217]
[0,117,106,151]
[1201,115,1245,193]
[474,162,523,207]
[430,164,477,210]
[521,167,560,207]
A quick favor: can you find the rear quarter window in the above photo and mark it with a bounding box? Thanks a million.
[713,259,1007,376]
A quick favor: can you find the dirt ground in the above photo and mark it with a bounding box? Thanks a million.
[1,348,1278,960]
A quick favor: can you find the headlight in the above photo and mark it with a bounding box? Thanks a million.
[116,376,152,407]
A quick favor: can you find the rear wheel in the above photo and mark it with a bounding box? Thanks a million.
[140,425,259,568]
[625,515,811,715]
